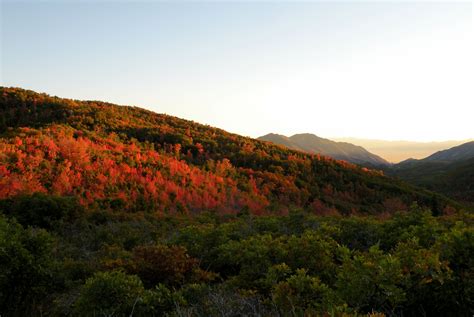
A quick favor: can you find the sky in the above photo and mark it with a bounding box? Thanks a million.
[1,1,473,142]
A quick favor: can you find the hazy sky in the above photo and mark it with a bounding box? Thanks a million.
[1,1,472,141]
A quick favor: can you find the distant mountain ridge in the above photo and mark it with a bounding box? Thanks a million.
[259,133,390,166]
[334,138,473,163]
[389,141,474,203]
[396,141,474,166]
[423,141,474,162]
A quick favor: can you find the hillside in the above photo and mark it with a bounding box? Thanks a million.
[0,87,459,215]
[388,142,474,203]
[423,141,474,162]
[259,133,389,166]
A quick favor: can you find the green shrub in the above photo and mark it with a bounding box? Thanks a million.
[0,215,55,315]
[74,271,145,317]
[336,246,405,314]
[272,269,335,314]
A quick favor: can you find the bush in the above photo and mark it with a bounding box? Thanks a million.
[74,271,145,316]
[434,222,474,316]
[0,215,55,315]
[127,244,213,287]
[272,269,336,314]
[137,284,185,316]
[336,246,405,314]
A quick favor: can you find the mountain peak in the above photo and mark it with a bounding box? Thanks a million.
[259,132,390,166]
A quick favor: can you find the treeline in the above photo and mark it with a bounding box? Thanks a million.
[1,194,472,316]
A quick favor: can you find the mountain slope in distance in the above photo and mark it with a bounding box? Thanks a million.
[257,133,304,151]
[334,138,472,163]
[388,141,474,204]
[423,141,474,162]
[259,133,390,166]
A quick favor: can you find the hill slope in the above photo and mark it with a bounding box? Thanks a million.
[423,141,474,162]
[389,142,474,203]
[259,133,389,166]
[0,87,460,215]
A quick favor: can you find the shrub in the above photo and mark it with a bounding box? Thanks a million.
[74,271,145,317]
[127,244,213,287]
[0,215,55,315]
[272,269,335,314]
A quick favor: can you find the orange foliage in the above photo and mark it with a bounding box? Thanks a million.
[0,126,272,215]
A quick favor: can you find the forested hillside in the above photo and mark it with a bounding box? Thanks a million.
[388,142,474,204]
[0,87,459,215]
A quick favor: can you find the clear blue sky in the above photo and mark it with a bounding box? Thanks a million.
[1,1,472,141]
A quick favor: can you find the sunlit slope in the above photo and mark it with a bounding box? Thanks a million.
[0,87,460,215]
